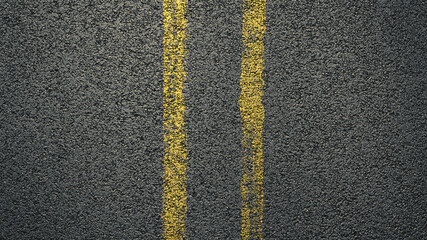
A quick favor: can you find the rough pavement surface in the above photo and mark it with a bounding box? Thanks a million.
[1,0,426,239]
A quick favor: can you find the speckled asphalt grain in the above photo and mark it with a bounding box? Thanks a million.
[1,1,426,239]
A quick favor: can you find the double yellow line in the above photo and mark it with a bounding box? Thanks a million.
[162,0,188,239]
[240,0,266,239]
[162,0,266,239]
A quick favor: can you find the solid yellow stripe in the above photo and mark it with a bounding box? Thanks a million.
[162,0,188,239]
[240,0,266,239]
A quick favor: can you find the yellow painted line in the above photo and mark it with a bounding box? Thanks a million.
[240,0,266,239]
[162,0,188,239]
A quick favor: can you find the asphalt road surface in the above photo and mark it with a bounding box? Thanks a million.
[1,0,426,239]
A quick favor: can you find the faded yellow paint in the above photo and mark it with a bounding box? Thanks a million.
[240,0,266,239]
[162,0,188,239]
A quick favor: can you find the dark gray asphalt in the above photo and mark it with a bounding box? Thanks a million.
[2,1,164,239]
[186,1,242,239]
[1,0,426,239]
[263,1,426,239]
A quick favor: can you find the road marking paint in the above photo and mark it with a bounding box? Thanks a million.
[240,0,266,239]
[162,0,188,239]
